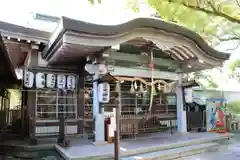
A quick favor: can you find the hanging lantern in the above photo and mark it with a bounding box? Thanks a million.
[24,71,34,88]
[98,82,110,103]
[67,75,76,90]
[57,74,66,89]
[46,74,56,88]
[36,73,45,88]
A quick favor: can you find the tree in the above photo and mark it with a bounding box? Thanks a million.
[88,0,102,5]
[126,0,240,88]
[126,0,240,46]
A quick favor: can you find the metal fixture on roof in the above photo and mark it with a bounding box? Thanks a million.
[32,13,60,23]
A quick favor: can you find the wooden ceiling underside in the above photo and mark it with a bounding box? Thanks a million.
[4,40,30,68]
[49,37,210,72]
[0,34,17,85]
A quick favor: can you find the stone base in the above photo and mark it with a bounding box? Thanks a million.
[92,140,108,145]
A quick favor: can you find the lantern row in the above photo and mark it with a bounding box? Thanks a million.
[24,71,76,90]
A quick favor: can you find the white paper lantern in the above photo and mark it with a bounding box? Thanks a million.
[84,63,96,74]
[67,75,76,90]
[98,82,110,103]
[57,74,66,89]
[24,71,34,88]
[36,73,45,88]
[46,74,56,88]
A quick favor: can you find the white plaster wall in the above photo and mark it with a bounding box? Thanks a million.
[35,125,78,136]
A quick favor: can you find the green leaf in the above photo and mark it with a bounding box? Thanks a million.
[229,59,240,71]
[88,0,94,5]
[88,0,102,5]
[124,0,240,46]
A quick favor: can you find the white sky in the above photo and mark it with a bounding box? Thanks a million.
[0,0,153,25]
[1,0,240,90]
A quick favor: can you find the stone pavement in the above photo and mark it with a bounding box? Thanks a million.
[55,132,232,160]
[182,135,240,160]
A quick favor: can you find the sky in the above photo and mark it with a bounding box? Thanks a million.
[0,0,153,26]
[1,0,240,91]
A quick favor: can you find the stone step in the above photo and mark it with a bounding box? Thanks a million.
[55,133,232,160]
[121,142,219,160]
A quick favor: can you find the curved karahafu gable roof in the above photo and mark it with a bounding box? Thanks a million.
[42,17,230,71]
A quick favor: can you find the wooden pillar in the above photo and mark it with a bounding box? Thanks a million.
[26,45,39,145]
[77,65,85,135]
[28,90,37,145]
[176,72,187,132]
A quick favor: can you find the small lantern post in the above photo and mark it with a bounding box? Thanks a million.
[94,73,121,160]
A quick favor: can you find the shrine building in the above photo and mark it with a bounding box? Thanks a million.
[0,16,230,144]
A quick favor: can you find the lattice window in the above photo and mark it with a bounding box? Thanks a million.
[36,88,77,121]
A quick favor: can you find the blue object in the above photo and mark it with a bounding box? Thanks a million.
[206,98,226,102]
[210,108,215,129]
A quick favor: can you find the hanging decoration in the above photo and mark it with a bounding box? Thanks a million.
[148,49,154,112]
[157,83,161,91]
[115,81,120,92]
[139,83,144,93]
[57,75,66,89]
[98,83,110,103]
[134,81,138,90]
[24,71,34,88]
[115,76,175,87]
[67,75,76,90]
[36,73,45,88]
[152,84,157,96]
[130,82,135,94]
[46,74,56,88]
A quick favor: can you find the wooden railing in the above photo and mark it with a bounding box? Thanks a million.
[120,113,177,138]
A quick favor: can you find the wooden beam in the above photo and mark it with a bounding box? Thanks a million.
[108,50,180,69]
[110,66,178,80]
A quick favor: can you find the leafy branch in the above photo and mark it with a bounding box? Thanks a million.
[164,0,240,24]
[88,0,102,5]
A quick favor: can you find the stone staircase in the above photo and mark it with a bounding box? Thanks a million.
[55,132,233,160]
[120,134,231,160]
[121,142,219,160]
